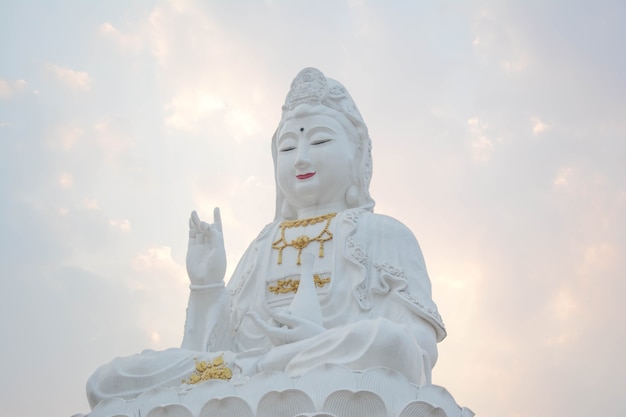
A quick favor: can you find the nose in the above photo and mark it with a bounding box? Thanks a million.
[294,143,311,169]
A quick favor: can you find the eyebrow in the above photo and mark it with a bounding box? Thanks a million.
[277,131,297,145]
[305,126,335,137]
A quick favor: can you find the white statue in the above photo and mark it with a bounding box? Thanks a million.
[85,68,470,417]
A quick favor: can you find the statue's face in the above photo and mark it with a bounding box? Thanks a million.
[276,110,356,211]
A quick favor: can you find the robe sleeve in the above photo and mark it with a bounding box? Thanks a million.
[358,214,447,342]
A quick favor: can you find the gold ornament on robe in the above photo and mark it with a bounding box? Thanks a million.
[268,274,331,294]
[272,213,336,265]
[182,354,232,384]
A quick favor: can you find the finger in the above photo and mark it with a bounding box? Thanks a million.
[191,210,202,230]
[262,325,290,340]
[213,207,223,234]
[248,312,288,338]
[188,214,197,245]
[191,211,207,243]
[270,311,300,327]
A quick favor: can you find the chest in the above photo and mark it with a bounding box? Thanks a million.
[264,215,340,310]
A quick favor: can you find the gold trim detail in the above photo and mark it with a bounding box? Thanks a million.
[182,354,232,384]
[268,274,331,294]
[272,213,336,265]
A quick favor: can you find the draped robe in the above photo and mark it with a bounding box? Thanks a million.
[87,209,446,408]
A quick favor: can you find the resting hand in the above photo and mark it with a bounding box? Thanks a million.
[186,208,227,286]
[248,310,325,346]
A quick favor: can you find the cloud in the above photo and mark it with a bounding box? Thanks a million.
[531,116,552,135]
[47,124,85,150]
[223,108,261,142]
[164,89,226,132]
[0,78,28,98]
[132,246,183,275]
[84,198,100,210]
[59,172,74,188]
[47,63,92,91]
[109,218,131,231]
[553,167,572,187]
[0,79,9,97]
[129,246,188,349]
[92,119,134,156]
[144,0,217,66]
[550,288,578,321]
[471,6,531,74]
[99,22,144,52]
[121,0,280,141]
[501,58,528,73]
[467,117,494,162]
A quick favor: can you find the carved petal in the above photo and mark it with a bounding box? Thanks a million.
[398,400,447,417]
[129,388,180,416]
[416,385,463,417]
[293,414,338,417]
[257,389,316,417]
[296,363,357,410]
[88,413,130,417]
[145,404,194,417]
[183,378,235,413]
[359,367,417,416]
[199,396,254,417]
[88,397,129,417]
[322,390,387,417]
[235,371,293,411]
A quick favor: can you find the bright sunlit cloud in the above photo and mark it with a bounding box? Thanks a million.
[531,116,552,135]
[46,63,92,91]
[0,78,28,98]
[467,117,494,162]
[99,22,144,52]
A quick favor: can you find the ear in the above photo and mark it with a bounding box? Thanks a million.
[345,185,359,207]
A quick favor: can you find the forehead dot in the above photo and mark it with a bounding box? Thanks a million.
[300,127,304,132]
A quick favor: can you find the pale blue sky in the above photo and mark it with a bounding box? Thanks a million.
[1,1,625,416]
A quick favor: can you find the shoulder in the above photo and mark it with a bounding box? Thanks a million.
[346,211,427,268]
[351,211,419,243]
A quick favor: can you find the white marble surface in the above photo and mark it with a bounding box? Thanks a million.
[82,68,471,417]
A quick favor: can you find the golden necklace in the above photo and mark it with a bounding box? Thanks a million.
[272,213,336,265]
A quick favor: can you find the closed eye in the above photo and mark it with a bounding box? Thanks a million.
[279,146,296,152]
[311,139,331,146]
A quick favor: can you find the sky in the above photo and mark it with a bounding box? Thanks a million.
[1,1,625,416]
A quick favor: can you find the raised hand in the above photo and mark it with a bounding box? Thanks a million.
[186,208,227,286]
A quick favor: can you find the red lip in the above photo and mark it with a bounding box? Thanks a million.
[296,172,316,180]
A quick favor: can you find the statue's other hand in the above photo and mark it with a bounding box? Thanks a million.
[248,311,324,346]
[186,208,227,286]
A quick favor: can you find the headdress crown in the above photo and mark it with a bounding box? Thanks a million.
[282,68,363,125]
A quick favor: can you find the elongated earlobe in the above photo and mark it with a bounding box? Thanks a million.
[345,185,359,207]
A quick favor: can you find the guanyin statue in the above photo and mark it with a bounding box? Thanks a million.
[83,68,472,417]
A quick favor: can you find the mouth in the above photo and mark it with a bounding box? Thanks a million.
[296,172,316,180]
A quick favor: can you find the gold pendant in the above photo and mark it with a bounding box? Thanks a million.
[272,213,336,265]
